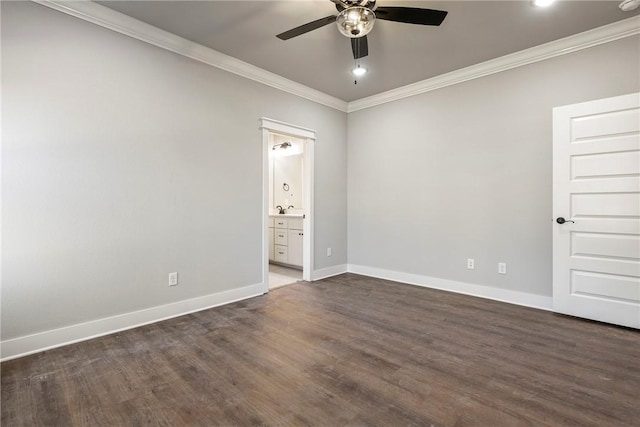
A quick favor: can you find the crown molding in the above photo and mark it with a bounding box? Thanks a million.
[32,0,349,113]
[30,1,639,114]
[347,16,640,113]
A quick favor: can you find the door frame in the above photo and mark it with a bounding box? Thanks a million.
[260,118,315,293]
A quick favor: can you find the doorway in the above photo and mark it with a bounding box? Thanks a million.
[260,118,315,293]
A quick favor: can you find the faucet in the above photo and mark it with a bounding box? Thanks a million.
[276,205,286,214]
[287,205,294,210]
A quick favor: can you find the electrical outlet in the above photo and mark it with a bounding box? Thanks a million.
[498,263,507,275]
[169,272,178,286]
[327,248,332,257]
[467,258,475,270]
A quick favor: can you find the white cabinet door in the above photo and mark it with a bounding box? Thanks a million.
[553,92,640,328]
[288,229,303,267]
[268,228,274,261]
[288,218,303,230]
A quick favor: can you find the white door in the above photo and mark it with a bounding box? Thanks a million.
[553,93,640,328]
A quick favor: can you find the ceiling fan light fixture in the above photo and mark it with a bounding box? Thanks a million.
[352,66,367,76]
[336,6,375,38]
[532,0,555,7]
[272,142,292,150]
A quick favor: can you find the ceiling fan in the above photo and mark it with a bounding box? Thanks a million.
[276,0,448,60]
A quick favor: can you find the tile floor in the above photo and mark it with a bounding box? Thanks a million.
[269,263,302,289]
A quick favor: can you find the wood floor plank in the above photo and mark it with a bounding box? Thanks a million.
[2,273,639,426]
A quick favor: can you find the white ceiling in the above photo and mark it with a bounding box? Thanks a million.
[98,1,639,102]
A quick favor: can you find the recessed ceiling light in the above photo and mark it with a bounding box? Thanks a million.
[352,66,367,77]
[620,0,640,11]
[532,0,555,7]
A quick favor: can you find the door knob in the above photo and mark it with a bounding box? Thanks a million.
[556,217,574,224]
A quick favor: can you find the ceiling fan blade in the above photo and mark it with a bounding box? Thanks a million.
[375,7,448,26]
[276,15,337,40]
[351,36,368,60]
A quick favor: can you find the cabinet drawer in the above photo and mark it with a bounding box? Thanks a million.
[274,245,288,263]
[288,218,303,230]
[274,218,288,228]
[275,229,288,246]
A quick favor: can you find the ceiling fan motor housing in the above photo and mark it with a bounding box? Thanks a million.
[334,0,377,13]
[334,0,377,9]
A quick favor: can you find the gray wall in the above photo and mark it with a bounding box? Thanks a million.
[1,2,347,340]
[348,36,640,297]
[3,0,638,343]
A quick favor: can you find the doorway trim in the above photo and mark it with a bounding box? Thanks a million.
[260,118,316,293]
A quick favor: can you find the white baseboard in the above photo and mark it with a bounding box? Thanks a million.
[0,267,553,361]
[311,264,348,281]
[0,283,264,362]
[347,264,553,311]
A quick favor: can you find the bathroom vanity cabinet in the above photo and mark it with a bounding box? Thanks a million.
[268,215,303,268]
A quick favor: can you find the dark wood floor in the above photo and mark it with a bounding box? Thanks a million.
[2,273,639,426]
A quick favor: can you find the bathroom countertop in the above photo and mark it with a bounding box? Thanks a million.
[269,213,304,218]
